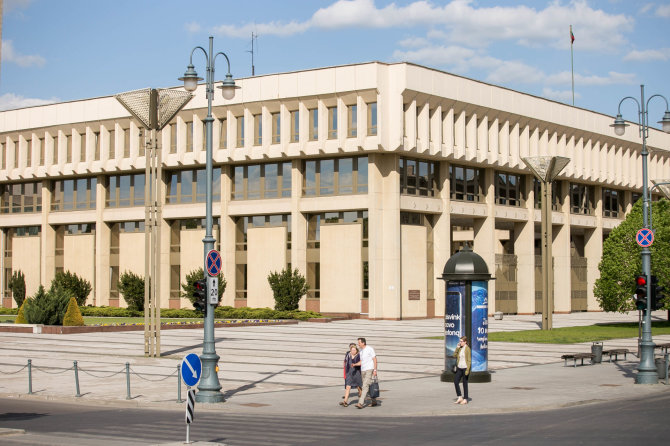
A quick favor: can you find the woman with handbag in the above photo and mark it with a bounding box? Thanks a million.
[453,336,471,405]
[340,343,362,407]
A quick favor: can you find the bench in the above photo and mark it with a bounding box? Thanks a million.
[602,348,630,362]
[561,353,594,367]
[655,343,670,355]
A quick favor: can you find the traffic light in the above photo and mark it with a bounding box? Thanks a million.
[634,274,647,311]
[650,275,665,311]
[192,279,207,316]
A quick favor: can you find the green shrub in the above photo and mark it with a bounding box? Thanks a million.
[180,268,226,308]
[79,306,142,317]
[23,285,72,325]
[161,309,200,318]
[15,302,27,324]
[51,271,92,306]
[118,271,145,311]
[267,268,309,311]
[63,297,85,326]
[8,270,26,308]
[0,308,19,315]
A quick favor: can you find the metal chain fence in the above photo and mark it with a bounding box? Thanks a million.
[0,359,184,401]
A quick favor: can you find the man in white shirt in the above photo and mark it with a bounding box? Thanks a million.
[354,337,377,408]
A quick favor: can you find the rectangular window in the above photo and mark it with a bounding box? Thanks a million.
[368,102,377,136]
[237,116,245,147]
[1,143,4,169]
[302,157,368,196]
[533,179,562,211]
[231,162,293,200]
[290,110,299,142]
[328,106,337,139]
[0,182,42,214]
[166,168,221,204]
[348,105,357,138]
[80,133,85,162]
[603,188,621,218]
[66,134,72,163]
[39,138,45,165]
[138,129,145,157]
[495,171,523,206]
[186,121,194,152]
[123,128,130,158]
[219,118,227,149]
[570,183,595,215]
[309,108,318,141]
[271,112,280,144]
[14,142,19,168]
[400,158,439,197]
[94,132,100,161]
[26,138,32,167]
[51,177,96,211]
[109,130,116,159]
[169,123,177,154]
[107,173,145,208]
[449,164,482,202]
[253,114,262,146]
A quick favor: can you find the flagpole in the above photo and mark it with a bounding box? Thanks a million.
[570,25,574,106]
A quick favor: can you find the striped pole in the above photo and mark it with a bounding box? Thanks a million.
[185,388,196,443]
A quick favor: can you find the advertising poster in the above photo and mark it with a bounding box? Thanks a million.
[470,280,489,372]
[445,281,465,362]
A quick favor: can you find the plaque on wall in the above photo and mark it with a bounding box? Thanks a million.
[408,289,420,300]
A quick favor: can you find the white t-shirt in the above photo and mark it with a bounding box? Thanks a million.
[360,345,376,371]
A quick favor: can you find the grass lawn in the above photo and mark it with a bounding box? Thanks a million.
[425,321,670,344]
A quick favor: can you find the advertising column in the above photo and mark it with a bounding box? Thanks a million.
[470,280,489,372]
[445,281,465,370]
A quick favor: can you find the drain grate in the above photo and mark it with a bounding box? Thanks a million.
[238,403,270,407]
[599,384,622,387]
[508,386,536,390]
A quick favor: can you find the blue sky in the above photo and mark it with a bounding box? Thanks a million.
[2,0,669,123]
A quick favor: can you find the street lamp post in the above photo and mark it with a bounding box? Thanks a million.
[180,36,239,403]
[611,85,670,384]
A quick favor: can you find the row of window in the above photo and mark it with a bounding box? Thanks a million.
[0,163,632,215]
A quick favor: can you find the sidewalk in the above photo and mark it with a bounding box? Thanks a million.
[0,311,668,417]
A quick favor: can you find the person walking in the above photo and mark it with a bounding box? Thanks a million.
[340,343,362,407]
[453,335,471,405]
[354,337,377,409]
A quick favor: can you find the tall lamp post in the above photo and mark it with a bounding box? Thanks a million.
[611,85,670,384]
[179,36,239,403]
[521,156,570,330]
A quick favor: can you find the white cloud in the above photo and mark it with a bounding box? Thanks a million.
[397,36,430,48]
[0,93,59,111]
[640,3,654,14]
[543,87,580,102]
[623,48,670,62]
[393,45,477,72]
[211,0,633,51]
[656,4,670,18]
[485,61,545,85]
[4,0,32,13]
[184,21,201,33]
[545,71,636,86]
[1,40,46,67]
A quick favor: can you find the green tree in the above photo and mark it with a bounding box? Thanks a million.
[23,285,72,326]
[118,271,146,312]
[50,271,92,306]
[180,268,226,308]
[267,267,309,311]
[595,198,670,312]
[8,270,26,308]
[63,297,85,326]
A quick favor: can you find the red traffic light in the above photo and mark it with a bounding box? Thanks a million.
[194,280,206,291]
[636,275,647,286]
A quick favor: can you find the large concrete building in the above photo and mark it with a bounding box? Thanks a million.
[1,62,669,319]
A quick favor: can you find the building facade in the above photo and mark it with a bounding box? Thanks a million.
[1,62,669,319]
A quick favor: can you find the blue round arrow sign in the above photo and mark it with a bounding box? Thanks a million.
[181,353,202,387]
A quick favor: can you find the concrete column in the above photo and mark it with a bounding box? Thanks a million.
[585,185,604,311]
[95,175,109,307]
[433,160,451,317]
[473,168,496,315]
[514,176,535,314]
[291,159,308,310]
[368,153,400,320]
[41,180,55,288]
[553,182,572,313]
[220,164,236,307]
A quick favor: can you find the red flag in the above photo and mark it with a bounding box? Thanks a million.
[570,26,575,44]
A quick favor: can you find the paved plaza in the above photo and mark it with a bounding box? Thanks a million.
[0,311,668,418]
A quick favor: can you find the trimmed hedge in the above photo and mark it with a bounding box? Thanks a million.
[77,305,321,320]
[0,308,19,315]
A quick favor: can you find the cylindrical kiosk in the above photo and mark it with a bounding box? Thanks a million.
[439,245,492,383]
